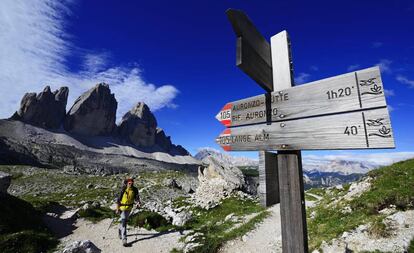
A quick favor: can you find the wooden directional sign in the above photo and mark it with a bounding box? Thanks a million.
[216,107,394,151]
[216,66,387,127]
[226,9,273,92]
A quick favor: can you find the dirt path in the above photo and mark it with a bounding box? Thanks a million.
[218,204,282,253]
[59,218,186,253]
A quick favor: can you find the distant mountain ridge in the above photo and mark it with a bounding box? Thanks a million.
[194,148,258,167]
[194,148,392,188]
[195,148,378,175]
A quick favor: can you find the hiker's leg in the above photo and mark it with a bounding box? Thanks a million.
[123,211,130,238]
[118,214,122,239]
[120,210,131,240]
[120,211,128,240]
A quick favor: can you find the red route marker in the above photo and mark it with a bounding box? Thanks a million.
[215,103,232,127]
[218,128,232,151]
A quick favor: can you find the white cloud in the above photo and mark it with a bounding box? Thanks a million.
[347,64,360,71]
[294,72,310,84]
[396,75,414,88]
[375,59,392,74]
[372,42,383,48]
[82,52,111,73]
[384,89,395,97]
[310,65,319,71]
[0,0,179,120]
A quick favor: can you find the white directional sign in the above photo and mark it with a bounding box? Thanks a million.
[216,107,394,151]
[216,67,386,127]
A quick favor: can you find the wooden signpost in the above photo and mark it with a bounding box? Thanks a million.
[217,107,393,151]
[220,8,395,253]
[216,67,387,128]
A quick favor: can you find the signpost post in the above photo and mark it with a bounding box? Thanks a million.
[220,8,395,253]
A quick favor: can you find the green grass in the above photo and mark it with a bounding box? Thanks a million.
[2,165,268,253]
[306,187,326,197]
[409,238,414,253]
[0,165,192,209]
[307,158,414,251]
[238,166,259,177]
[353,159,414,212]
[305,193,318,202]
[0,230,58,253]
[180,196,268,253]
[129,210,174,232]
[0,194,57,253]
[78,206,116,223]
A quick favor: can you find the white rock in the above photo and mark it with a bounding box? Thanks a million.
[335,185,344,190]
[225,213,235,222]
[62,240,101,253]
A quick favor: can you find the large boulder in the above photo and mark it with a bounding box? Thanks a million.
[193,157,245,209]
[64,83,117,136]
[118,102,157,147]
[11,86,68,129]
[199,156,244,189]
[0,171,11,194]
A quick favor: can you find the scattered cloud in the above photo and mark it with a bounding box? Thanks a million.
[310,65,319,71]
[0,0,179,120]
[396,75,414,88]
[387,105,394,112]
[384,89,395,97]
[372,42,383,48]
[375,59,392,74]
[294,72,310,84]
[82,52,111,73]
[347,64,360,71]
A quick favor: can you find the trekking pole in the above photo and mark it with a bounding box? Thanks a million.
[102,216,117,239]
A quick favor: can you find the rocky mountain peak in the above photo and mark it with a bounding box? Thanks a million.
[64,83,117,136]
[11,85,68,129]
[118,102,157,147]
[6,83,190,157]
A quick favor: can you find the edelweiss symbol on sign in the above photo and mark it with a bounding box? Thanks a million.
[360,78,383,96]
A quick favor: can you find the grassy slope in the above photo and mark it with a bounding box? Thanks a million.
[1,165,268,253]
[172,196,268,253]
[307,158,414,250]
[0,194,58,253]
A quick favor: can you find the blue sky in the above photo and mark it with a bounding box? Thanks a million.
[1,0,413,161]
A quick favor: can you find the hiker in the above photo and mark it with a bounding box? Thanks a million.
[116,177,142,246]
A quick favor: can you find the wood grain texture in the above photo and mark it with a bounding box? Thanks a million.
[258,151,279,206]
[226,9,271,66]
[216,67,386,127]
[271,31,294,90]
[237,37,273,92]
[216,107,394,151]
[226,8,273,92]
[272,30,308,253]
[278,151,308,253]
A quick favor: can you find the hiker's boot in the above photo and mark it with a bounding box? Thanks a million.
[122,239,127,246]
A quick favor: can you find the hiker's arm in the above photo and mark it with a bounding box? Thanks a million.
[116,186,126,210]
